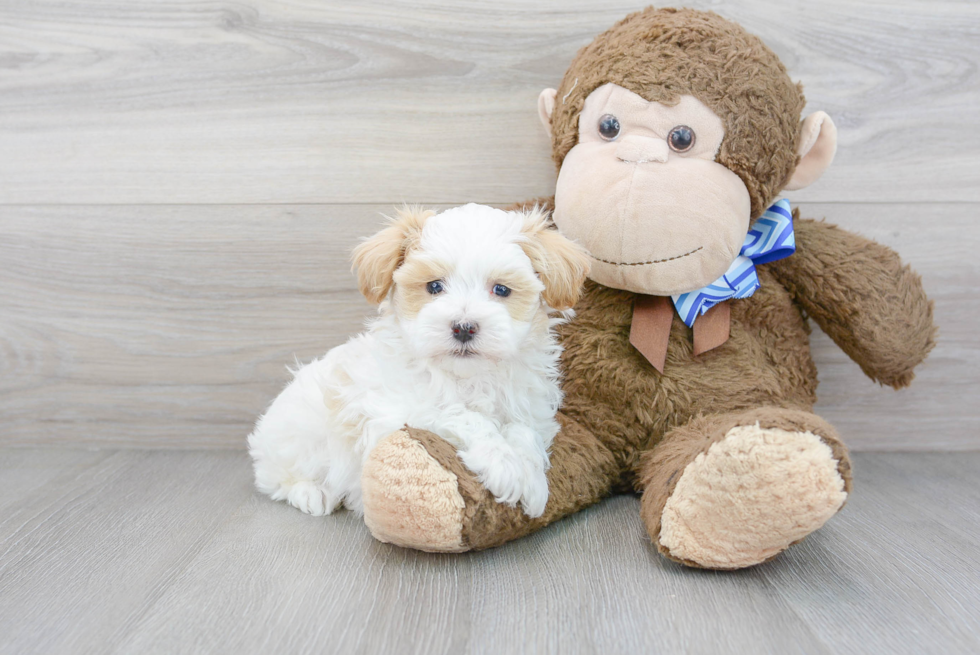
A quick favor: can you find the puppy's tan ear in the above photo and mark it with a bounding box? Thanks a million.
[352,206,433,304]
[518,207,591,310]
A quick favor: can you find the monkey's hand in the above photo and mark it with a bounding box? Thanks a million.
[767,215,936,389]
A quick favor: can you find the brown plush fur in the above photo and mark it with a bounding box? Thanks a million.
[402,419,621,551]
[550,7,806,219]
[358,8,936,567]
[768,215,936,388]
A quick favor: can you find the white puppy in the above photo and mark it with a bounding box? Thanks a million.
[247,203,590,518]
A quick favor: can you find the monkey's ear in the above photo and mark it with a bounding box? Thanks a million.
[785,111,838,191]
[538,88,558,138]
[519,208,591,310]
[351,207,432,304]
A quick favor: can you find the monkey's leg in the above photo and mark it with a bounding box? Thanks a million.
[638,407,853,570]
[360,413,622,552]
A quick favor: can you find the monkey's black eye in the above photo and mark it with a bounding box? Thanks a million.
[492,284,511,298]
[426,280,444,295]
[598,114,621,141]
[667,125,695,152]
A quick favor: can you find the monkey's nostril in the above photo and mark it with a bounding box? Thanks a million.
[451,322,478,343]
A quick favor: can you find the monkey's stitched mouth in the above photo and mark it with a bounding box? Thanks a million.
[592,246,703,267]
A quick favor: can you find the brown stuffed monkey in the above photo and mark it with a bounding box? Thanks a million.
[357,7,936,569]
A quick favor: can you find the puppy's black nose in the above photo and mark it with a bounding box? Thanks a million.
[451,322,478,343]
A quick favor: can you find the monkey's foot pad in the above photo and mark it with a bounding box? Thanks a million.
[361,430,467,552]
[659,425,849,569]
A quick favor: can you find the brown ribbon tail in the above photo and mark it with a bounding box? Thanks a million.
[629,295,673,373]
[693,301,731,356]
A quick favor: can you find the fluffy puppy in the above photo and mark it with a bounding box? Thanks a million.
[248,203,590,518]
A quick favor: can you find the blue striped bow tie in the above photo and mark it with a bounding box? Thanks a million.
[671,199,795,327]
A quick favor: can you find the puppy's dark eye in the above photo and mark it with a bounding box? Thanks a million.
[598,114,621,141]
[667,125,695,152]
[426,280,444,295]
[492,284,511,298]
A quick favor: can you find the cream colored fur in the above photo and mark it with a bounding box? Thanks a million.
[659,424,848,569]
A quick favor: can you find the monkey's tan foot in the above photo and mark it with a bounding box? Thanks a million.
[639,408,852,570]
[361,429,468,552]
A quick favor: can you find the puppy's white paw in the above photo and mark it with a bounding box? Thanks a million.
[459,440,524,507]
[519,469,549,518]
[286,480,335,516]
[458,440,549,518]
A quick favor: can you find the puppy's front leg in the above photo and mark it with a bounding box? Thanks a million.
[501,424,550,518]
[449,414,549,518]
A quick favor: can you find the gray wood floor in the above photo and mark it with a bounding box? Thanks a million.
[0,449,977,654]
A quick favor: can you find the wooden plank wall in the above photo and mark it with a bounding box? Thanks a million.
[1,0,977,450]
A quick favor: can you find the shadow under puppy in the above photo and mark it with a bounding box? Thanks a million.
[248,204,590,519]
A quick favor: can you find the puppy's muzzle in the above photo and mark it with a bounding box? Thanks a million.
[451,322,478,344]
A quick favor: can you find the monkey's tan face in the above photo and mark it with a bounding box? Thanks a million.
[552,84,751,296]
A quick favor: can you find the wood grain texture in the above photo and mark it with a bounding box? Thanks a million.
[465,501,830,655]
[0,0,978,204]
[1,202,976,450]
[0,448,110,522]
[0,449,976,654]
[0,450,251,654]
[0,204,372,448]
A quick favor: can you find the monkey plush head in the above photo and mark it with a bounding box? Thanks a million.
[538,7,837,296]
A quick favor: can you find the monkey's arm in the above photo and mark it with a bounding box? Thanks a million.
[767,216,936,389]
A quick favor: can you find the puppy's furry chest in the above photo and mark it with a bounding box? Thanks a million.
[391,363,538,426]
[329,335,552,432]
[434,373,517,418]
